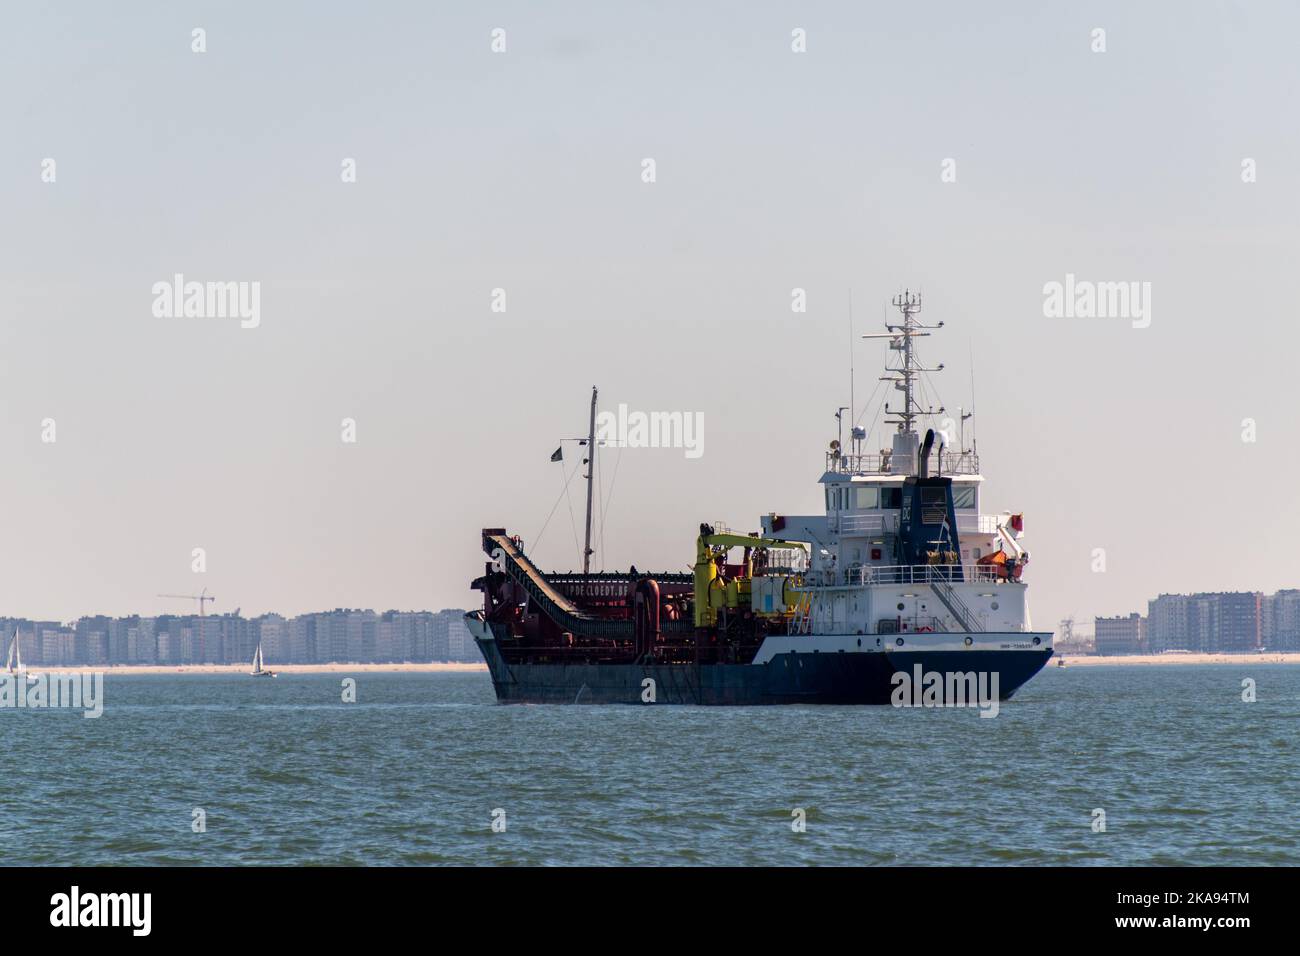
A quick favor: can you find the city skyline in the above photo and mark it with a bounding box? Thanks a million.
[1093,587,1300,655]
[2,606,479,666]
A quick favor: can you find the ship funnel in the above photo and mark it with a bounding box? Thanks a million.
[918,428,936,479]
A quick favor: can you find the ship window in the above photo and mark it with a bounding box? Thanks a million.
[880,487,902,509]
[852,486,879,510]
[952,485,976,509]
[825,487,832,510]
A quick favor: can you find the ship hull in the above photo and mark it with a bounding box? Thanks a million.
[474,631,1053,706]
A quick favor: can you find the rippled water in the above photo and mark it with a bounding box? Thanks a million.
[1,665,1296,865]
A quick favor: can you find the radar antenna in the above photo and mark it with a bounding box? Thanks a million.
[863,290,945,436]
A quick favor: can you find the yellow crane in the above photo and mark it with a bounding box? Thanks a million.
[693,525,808,627]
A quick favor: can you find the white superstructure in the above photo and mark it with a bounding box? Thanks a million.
[760,291,1042,643]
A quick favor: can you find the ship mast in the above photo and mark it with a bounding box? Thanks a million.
[582,386,597,575]
[860,291,945,476]
[877,290,944,436]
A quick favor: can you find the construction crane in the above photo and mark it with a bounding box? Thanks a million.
[1058,615,1075,645]
[158,586,216,616]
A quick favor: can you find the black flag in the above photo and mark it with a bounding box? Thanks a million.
[550,446,563,462]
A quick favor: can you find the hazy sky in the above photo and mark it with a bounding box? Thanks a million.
[3,2,1297,632]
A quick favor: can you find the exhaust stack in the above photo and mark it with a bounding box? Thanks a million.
[918,428,936,479]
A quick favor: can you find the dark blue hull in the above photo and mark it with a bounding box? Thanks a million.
[476,637,1053,706]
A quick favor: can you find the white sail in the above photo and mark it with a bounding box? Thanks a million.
[5,628,23,674]
[252,642,263,673]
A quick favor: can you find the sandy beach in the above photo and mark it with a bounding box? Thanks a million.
[1056,652,1300,667]
[28,662,489,675]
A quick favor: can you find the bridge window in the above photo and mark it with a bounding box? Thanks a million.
[852,486,879,510]
[952,485,976,509]
[880,486,902,509]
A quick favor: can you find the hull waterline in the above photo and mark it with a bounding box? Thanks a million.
[475,631,1052,706]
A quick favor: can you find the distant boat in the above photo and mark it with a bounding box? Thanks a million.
[250,640,277,678]
[5,627,40,684]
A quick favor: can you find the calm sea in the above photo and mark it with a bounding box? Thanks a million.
[1,665,1296,866]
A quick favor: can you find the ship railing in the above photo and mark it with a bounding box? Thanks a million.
[829,512,899,534]
[798,564,1007,588]
[791,595,811,635]
[928,572,982,632]
[829,513,999,535]
[826,451,981,475]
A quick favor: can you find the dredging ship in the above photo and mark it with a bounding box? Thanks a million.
[466,291,1053,704]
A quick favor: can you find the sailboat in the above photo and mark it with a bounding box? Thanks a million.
[5,627,40,684]
[250,639,276,678]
